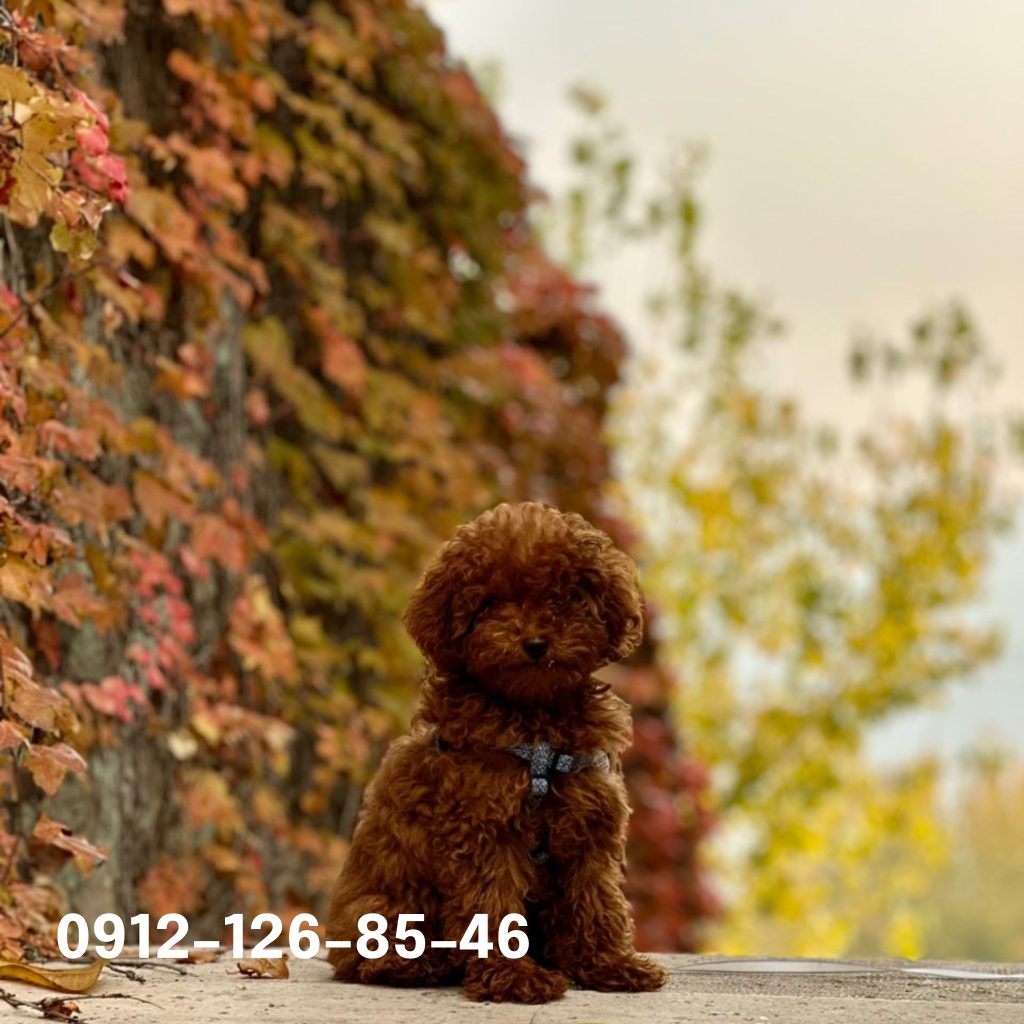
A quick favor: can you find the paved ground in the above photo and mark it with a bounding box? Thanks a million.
[3,955,1023,1022]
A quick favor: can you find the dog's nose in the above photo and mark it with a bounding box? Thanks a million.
[523,638,549,661]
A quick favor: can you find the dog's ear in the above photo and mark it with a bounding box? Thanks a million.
[594,547,644,664]
[403,538,478,672]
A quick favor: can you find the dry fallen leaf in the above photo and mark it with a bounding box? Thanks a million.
[40,996,81,1019]
[236,955,289,979]
[0,958,105,992]
[184,948,221,964]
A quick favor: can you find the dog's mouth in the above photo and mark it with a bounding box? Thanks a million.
[509,645,586,674]
[475,657,593,704]
[517,654,561,672]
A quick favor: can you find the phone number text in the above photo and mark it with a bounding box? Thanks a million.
[57,912,529,961]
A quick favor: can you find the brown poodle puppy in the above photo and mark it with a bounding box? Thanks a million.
[326,502,667,1003]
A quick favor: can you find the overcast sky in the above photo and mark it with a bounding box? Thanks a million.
[426,0,1024,774]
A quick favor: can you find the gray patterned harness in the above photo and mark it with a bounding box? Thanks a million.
[507,741,611,808]
[506,742,611,864]
[431,733,611,864]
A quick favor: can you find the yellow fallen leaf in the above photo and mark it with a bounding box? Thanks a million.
[236,955,289,979]
[0,958,105,992]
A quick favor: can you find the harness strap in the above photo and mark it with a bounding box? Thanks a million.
[433,735,610,864]
[507,741,611,805]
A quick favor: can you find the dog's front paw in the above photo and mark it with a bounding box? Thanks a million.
[569,953,667,992]
[464,958,570,1003]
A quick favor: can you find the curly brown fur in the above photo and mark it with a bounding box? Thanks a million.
[326,502,667,1002]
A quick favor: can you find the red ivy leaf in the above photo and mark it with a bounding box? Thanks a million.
[81,675,147,723]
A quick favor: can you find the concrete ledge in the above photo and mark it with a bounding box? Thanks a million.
[3,955,1023,1022]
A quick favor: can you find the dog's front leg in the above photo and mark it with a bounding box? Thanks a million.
[541,773,668,993]
[542,848,667,992]
[437,834,569,1003]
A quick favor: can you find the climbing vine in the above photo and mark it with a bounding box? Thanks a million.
[0,0,712,959]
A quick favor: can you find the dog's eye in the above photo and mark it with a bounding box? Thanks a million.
[567,587,597,615]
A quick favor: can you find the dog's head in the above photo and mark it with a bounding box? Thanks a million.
[404,502,643,701]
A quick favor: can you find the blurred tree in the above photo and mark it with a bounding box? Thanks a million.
[921,758,1024,962]
[548,88,1018,956]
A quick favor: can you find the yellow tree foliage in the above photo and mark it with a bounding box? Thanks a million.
[550,89,1015,955]
[922,761,1024,962]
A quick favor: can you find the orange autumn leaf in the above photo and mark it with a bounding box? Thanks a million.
[236,955,289,979]
[306,306,366,399]
[0,719,28,751]
[154,355,210,399]
[184,947,221,964]
[322,332,366,399]
[227,576,298,685]
[50,573,123,632]
[31,814,107,871]
[132,470,196,528]
[190,513,249,573]
[51,475,134,534]
[0,635,35,690]
[9,678,78,734]
[26,742,87,795]
[138,856,205,918]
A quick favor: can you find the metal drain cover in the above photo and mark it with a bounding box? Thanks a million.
[680,958,1024,981]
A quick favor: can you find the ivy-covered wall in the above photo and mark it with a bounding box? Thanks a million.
[0,0,713,957]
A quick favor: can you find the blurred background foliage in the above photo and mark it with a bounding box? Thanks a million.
[923,759,1024,963]
[543,89,1021,958]
[0,0,1020,964]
